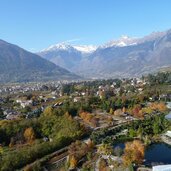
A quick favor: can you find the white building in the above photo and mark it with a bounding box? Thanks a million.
[153,165,171,171]
[16,99,32,108]
[167,102,171,109]
[165,131,171,137]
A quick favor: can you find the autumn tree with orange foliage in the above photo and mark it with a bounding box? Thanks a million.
[79,111,98,127]
[122,140,145,166]
[24,127,36,144]
[132,105,143,118]
[79,111,91,121]
[149,102,167,112]
[69,155,78,169]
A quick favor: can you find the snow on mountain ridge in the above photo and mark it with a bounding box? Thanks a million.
[42,43,74,52]
[73,45,97,53]
[100,35,138,48]
[39,30,168,53]
[40,43,97,54]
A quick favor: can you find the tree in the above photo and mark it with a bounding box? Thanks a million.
[129,128,136,138]
[153,122,159,135]
[122,140,145,166]
[0,145,3,156]
[98,143,113,155]
[79,111,93,125]
[43,106,54,116]
[0,107,3,116]
[98,158,108,171]
[40,115,56,137]
[137,126,143,139]
[109,108,114,114]
[129,164,134,171]
[9,137,15,148]
[69,156,78,169]
[87,139,94,150]
[0,107,4,119]
[24,127,36,144]
[68,140,89,168]
[122,107,126,113]
[132,105,142,118]
[149,102,167,112]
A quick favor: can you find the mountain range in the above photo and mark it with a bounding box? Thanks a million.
[0,39,79,83]
[38,29,171,79]
[0,29,171,83]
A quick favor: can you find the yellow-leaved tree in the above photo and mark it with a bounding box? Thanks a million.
[24,127,36,144]
[122,140,145,166]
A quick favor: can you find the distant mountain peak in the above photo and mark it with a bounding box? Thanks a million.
[40,43,97,54]
[101,35,138,48]
[100,31,168,49]
[41,43,74,52]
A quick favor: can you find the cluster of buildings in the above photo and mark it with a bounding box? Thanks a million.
[0,91,60,120]
[97,78,147,99]
[0,81,63,95]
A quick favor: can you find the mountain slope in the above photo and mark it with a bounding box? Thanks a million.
[38,43,83,71]
[0,39,79,83]
[76,41,155,78]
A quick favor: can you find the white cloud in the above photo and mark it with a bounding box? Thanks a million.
[62,38,81,44]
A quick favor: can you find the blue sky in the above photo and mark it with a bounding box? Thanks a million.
[0,0,171,51]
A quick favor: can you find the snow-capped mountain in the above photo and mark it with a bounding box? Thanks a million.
[100,32,166,49]
[38,43,83,71]
[40,43,97,54]
[38,29,171,78]
[73,45,97,53]
[101,35,138,48]
[41,43,75,52]
[38,43,97,71]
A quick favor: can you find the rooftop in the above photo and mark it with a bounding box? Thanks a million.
[153,165,171,171]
